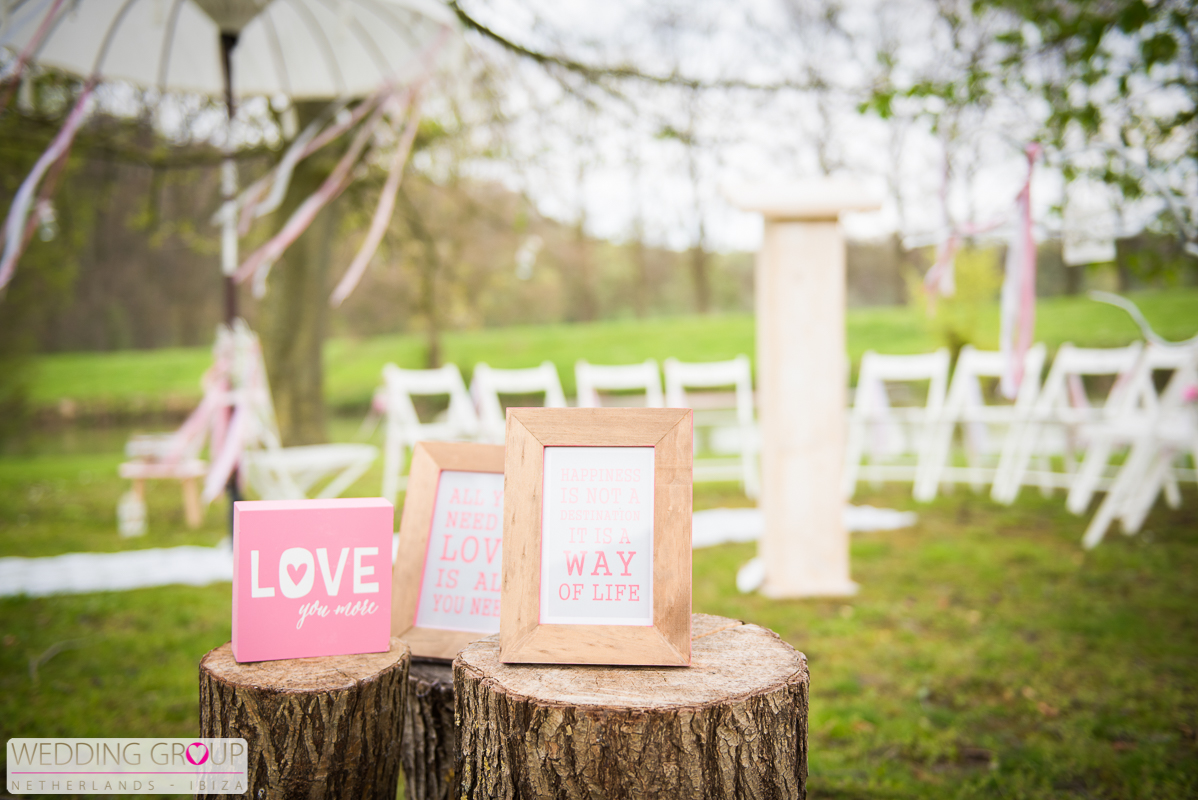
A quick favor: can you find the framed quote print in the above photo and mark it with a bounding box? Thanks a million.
[501,407,693,666]
[392,441,506,660]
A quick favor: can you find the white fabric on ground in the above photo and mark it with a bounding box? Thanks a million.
[0,545,234,598]
[693,505,916,549]
[730,505,918,593]
[0,506,915,598]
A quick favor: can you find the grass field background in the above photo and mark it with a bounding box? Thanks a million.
[28,288,1198,415]
[3,290,1198,798]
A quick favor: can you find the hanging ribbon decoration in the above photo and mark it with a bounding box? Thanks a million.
[922,148,1005,306]
[999,143,1042,398]
[233,95,392,294]
[0,78,95,290]
[0,0,65,114]
[922,216,1005,305]
[232,94,372,236]
[329,88,423,307]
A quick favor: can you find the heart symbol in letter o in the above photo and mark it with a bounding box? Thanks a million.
[186,742,209,765]
[279,547,315,598]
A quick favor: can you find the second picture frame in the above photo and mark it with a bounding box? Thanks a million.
[392,440,506,660]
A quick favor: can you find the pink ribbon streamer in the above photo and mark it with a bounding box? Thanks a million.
[924,217,1007,305]
[230,26,449,298]
[234,96,391,289]
[0,79,95,291]
[999,144,1042,398]
[236,93,382,236]
[162,334,236,465]
[924,236,960,300]
[0,0,65,114]
[329,91,422,307]
[203,402,247,504]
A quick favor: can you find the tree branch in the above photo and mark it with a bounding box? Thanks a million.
[447,0,817,93]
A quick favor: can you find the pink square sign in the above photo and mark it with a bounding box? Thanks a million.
[233,498,393,663]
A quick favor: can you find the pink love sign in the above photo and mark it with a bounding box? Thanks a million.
[233,498,393,663]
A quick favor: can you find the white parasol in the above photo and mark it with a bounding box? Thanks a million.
[0,0,453,517]
[0,0,455,312]
[1,0,453,100]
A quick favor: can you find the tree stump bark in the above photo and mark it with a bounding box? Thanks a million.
[453,614,808,800]
[401,659,457,800]
[199,637,410,800]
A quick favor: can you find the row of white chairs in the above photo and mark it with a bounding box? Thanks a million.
[378,356,760,504]
[846,341,1198,547]
[375,342,1196,549]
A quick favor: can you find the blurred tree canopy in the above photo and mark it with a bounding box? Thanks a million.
[865,0,1197,258]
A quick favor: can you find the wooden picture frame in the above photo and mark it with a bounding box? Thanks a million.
[501,407,693,666]
[392,441,506,660]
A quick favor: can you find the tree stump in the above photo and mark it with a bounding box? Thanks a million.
[453,614,809,800]
[199,637,410,800]
[401,659,457,800]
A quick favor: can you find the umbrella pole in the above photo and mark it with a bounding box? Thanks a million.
[220,31,240,326]
[221,31,242,535]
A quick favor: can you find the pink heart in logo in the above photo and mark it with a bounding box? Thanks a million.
[185,743,209,766]
[287,563,307,584]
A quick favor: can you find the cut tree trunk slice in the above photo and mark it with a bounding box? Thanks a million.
[454,613,809,800]
[401,658,456,800]
[198,638,410,800]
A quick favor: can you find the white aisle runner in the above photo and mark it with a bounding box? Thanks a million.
[0,506,915,598]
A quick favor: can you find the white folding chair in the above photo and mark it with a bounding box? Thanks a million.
[380,363,479,503]
[470,361,567,444]
[1066,343,1192,515]
[231,323,378,503]
[844,350,950,499]
[574,359,664,408]
[992,342,1143,504]
[664,355,760,498]
[1080,344,1198,548]
[915,344,1046,501]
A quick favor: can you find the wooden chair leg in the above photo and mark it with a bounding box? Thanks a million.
[182,478,203,529]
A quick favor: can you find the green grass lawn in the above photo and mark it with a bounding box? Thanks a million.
[5,295,1198,798]
[27,288,1198,415]
[1,423,1196,798]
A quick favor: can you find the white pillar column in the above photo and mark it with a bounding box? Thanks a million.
[729,181,880,598]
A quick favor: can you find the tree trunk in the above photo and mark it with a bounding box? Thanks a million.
[198,638,410,800]
[572,219,597,322]
[571,158,597,323]
[631,234,649,317]
[256,102,336,446]
[684,120,710,315]
[689,240,710,314]
[401,659,456,800]
[399,188,442,368]
[453,614,809,800]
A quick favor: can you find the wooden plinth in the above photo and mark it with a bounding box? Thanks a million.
[453,614,809,800]
[401,659,456,800]
[198,638,410,800]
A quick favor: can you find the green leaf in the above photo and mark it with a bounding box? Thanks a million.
[1140,33,1179,68]
[1116,0,1150,33]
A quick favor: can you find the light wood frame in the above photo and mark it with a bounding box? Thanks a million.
[392,440,506,660]
[501,407,693,666]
